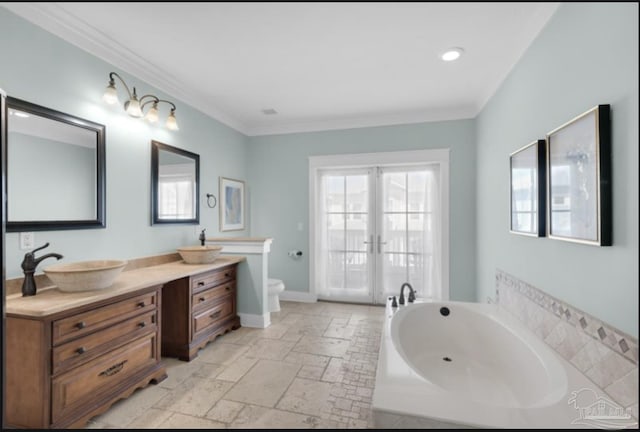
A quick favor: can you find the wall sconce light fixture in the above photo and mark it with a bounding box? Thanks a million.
[103,72,179,130]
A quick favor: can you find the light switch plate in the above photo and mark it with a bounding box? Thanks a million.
[20,232,35,250]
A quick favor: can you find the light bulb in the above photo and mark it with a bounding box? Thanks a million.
[125,89,143,118]
[146,103,159,123]
[103,81,119,105]
[166,110,179,131]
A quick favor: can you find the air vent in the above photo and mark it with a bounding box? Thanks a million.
[261,108,278,115]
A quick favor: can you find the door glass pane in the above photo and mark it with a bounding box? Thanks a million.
[408,213,425,254]
[325,176,344,212]
[327,213,345,251]
[383,213,406,253]
[408,253,428,295]
[383,172,406,212]
[328,251,344,289]
[346,252,368,293]
[346,175,368,212]
[408,171,427,213]
[346,213,368,252]
[382,252,407,298]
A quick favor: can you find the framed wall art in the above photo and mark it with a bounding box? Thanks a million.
[546,104,611,246]
[510,139,546,237]
[219,176,245,231]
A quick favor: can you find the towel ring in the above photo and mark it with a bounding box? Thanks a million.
[206,193,217,209]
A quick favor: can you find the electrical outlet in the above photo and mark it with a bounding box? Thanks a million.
[20,232,35,250]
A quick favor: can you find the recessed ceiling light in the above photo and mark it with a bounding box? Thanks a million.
[261,108,278,115]
[441,47,464,62]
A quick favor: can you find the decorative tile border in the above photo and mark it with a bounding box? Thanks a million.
[495,269,638,417]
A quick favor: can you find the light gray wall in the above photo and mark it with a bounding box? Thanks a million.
[0,8,249,279]
[8,132,96,220]
[247,120,477,302]
[476,3,638,336]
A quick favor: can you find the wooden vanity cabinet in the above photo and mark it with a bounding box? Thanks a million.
[161,263,241,361]
[5,284,167,429]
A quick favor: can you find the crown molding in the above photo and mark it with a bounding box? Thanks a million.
[3,3,480,138]
[2,2,250,135]
[245,105,477,136]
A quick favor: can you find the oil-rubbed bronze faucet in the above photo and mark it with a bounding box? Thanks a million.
[398,282,416,305]
[199,228,206,246]
[21,242,63,296]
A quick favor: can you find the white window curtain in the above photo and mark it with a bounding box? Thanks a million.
[425,166,442,300]
[379,165,442,301]
[316,168,372,301]
[315,164,443,302]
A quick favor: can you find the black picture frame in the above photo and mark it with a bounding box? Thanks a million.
[546,104,611,246]
[510,139,546,237]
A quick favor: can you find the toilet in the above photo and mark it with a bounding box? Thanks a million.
[268,278,285,312]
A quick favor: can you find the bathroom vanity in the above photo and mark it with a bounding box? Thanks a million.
[5,285,165,429]
[161,263,240,361]
[4,255,244,429]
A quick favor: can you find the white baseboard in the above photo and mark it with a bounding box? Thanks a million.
[238,312,271,328]
[279,290,317,303]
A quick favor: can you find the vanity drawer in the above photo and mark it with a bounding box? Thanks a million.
[191,266,235,292]
[51,332,158,423]
[52,292,157,345]
[192,297,234,337]
[52,310,157,375]
[192,281,235,311]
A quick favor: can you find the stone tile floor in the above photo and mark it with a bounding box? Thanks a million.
[88,300,385,429]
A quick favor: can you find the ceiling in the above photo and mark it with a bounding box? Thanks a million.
[2,2,559,136]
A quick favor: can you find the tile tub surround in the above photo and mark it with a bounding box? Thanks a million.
[496,269,639,421]
[86,300,385,429]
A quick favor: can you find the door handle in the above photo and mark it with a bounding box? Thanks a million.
[363,235,374,253]
[377,235,387,254]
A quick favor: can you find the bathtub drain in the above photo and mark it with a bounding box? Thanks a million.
[443,356,452,362]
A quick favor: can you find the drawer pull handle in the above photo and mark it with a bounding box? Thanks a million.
[198,281,205,287]
[76,347,86,355]
[99,360,127,377]
[224,273,229,277]
[225,286,231,291]
[137,302,145,308]
[210,310,222,319]
[138,322,146,328]
[75,321,86,329]
[199,297,206,302]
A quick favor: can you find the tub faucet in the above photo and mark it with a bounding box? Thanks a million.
[399,282,416,305]
[21,242,63,297]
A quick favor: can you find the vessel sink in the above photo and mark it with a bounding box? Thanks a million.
[43,260,128,292]
[177,245,223,264]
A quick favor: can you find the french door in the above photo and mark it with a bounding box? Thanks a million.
[315,163,444,304]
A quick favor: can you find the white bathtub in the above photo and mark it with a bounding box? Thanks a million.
[372,300,612,429]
